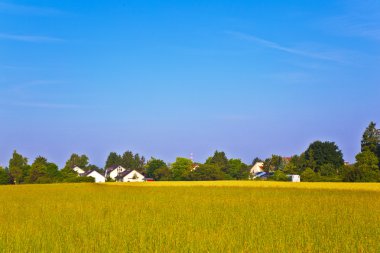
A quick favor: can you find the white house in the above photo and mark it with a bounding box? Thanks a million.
[250,162,264,175]
[105,165,127,180]
[73,166,85,174]
[115,170,145,182]
[83,170,106,183]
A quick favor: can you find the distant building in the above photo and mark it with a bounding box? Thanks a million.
[81,170,106,183]
[115,170,145,182]
[250,162,264,175]
[105,165,127,180]
[288,175,301,182]
[72,166,85,174]
[72,166,105,183]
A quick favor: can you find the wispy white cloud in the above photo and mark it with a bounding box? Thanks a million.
[0,2,65,16]
[226,31,346,63]
[0,33,64,42]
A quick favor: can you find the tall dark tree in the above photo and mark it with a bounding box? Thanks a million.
[361,122,380,164]
[9,151,29,184]
[64,154,89,170]
[121,151,136,169]
[105,152,122,169]
[206,151,229,172]
[304,141,344,172]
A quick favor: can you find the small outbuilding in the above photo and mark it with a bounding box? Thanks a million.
[288,174,301,182]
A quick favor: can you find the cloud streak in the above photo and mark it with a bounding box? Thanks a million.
[227,31,345,63]
[0,33,64,42]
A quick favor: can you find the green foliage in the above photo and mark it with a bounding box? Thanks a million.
[361,122,380,157]
[206,151,229,172]
[305,141,344,172]
[9,150,29,184]
[64,176,95,183]
[269,170,289,181]
[226,159,249,179]
[319,163,337,177]
[0,167,12,185]
[27,156,61,184]
[105,152,122,169]
[64,154,89,170]
[345,151,380,182]
[146,158,168,180]
[170,157,193,181]
[153,166,171,181]
[301,168,319,182]
[263,155,286,172]
[189,164,229,181]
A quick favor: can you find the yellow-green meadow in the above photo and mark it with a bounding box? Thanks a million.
[0,182,379,252]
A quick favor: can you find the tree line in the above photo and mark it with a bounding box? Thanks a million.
[0,122,379,184]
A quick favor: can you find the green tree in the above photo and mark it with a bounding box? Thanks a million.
[319,163,337,177]
[153,166,171,181]
[361,122,380,165]
[301,168,319,182]
[170,157,193,181]
[105,152,122,169]
[189,164,228,181]
[352,150,380,182]
[64,154,89,170]
[146,158,167,179]
[304,141,344,173]
[206,151,229,172]
[0,167,12,185]
[27,157,60,184]
[226,159,249,179]
[270,170,289,181]
[121,151,136,169]
[263,155,286,172]
[9,151,29,184]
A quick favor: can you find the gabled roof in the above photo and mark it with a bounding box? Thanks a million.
[115,169,144,179]
[115,170,133,179]
[80,170,94,177]
[105,165,125,173]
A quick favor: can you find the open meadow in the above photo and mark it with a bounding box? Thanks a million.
[0,181,379,252]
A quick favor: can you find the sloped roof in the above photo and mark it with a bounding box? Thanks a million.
[115,170,144,179]
[105,165,124,173]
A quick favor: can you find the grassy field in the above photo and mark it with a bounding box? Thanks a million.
[0,182,379,252]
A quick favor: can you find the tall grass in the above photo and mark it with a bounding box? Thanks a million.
[0,182,379,252]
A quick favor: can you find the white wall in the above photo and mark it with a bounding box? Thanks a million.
[250,162,264,174]
[87,171,106,183]
[73,166,85,174]
[109,166,126,180]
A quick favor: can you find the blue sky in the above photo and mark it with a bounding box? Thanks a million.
[0,0,379,167]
